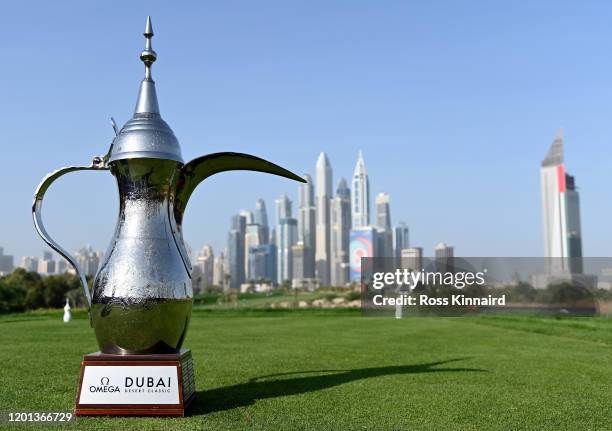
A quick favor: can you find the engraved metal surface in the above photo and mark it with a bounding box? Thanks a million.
[91,158,193,354]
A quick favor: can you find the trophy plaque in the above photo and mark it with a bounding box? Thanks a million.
[75,350,195,417]
[32,16,304,417]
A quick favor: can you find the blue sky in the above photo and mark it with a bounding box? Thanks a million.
[1,0,611,260]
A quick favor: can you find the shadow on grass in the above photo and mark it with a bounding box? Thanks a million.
[190,358,485,415]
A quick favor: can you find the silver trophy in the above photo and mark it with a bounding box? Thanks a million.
[33,17,304,355]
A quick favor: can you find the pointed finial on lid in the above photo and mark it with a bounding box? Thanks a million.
[140,16,157,80]
[133,16,160,114]
[108,16,183,163]
[144,15,153,37]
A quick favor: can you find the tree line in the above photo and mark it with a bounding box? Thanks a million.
[0,268,87,313]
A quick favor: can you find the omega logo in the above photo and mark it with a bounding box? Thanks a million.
[89,376,119,393]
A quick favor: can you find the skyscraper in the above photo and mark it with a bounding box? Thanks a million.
[20,256,39,272]
[330,178,351,286]
[196,245,214,291]
[248,243,277,284]
[228,214,246,289]
[401,247,423,272]
[276,194,292,222]
[393,222,410,261]
[75,246,100,277]
[292,242,307,281]
[240,209,254,225]
[269,227,276,246]
[316,152,332,285]
[434,242,454,273]
[275,192,296,284]
[351,150,370,228]
[540,129,583,274]
[254,199,270,245]
[213,251,227,288]
[0,247,14,275]
[375,192,393,258]
[38,256,56,275]
[298,174,316,278]
[376,192,391,230]
[244,223,262,278]
[38,250,56,275]
[57,259,68,274]
[277,218,298,284]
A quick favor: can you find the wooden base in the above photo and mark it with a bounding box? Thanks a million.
[75,349,196,417]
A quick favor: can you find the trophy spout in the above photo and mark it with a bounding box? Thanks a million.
[173,152,306,226]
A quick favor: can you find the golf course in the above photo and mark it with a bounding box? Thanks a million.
[1,305,611,430]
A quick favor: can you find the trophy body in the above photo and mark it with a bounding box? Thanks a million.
[32,17,304,417]
[92,159,192,355]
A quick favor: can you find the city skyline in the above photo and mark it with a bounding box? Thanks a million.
[2,128,597,293]
[2,2,612,260]
[0,128,600,276]
[223,150,414,288]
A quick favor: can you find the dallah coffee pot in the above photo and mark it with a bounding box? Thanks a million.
[33,17,304,356]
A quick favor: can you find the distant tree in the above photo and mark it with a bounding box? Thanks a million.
[512,281,537,301]
[43,274,76,308]
[3,269,44,309]
[502,281,537,303]
[547,282,592,303]
[0,269,85,313]
[0,279,26,312]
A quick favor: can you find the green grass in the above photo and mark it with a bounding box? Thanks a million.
[1,309,611,430]
[194,291,325,310]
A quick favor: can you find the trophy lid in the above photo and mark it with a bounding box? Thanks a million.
[108,17,184,164]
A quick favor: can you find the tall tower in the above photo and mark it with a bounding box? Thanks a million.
[227,214,246,289]
[244,223,262,279]
[277,218,298,284]
[276,194,292,223]
[376,192,391,230]
[298,174,316,278]
[315,152,332,285]
[351,150,370,228]
[393,222,410,261]
[196,245,214,290]
[254,199,269,245]
[330,178,351,286]
[241,207,257,277]
[275,193,297,284]
[213,251,227,288]
[540,129,583,274]
[375,192,393,258]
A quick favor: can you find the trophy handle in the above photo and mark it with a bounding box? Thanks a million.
[32,158,109,310]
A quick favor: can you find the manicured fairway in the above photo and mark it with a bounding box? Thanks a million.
[1,310,611,430]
